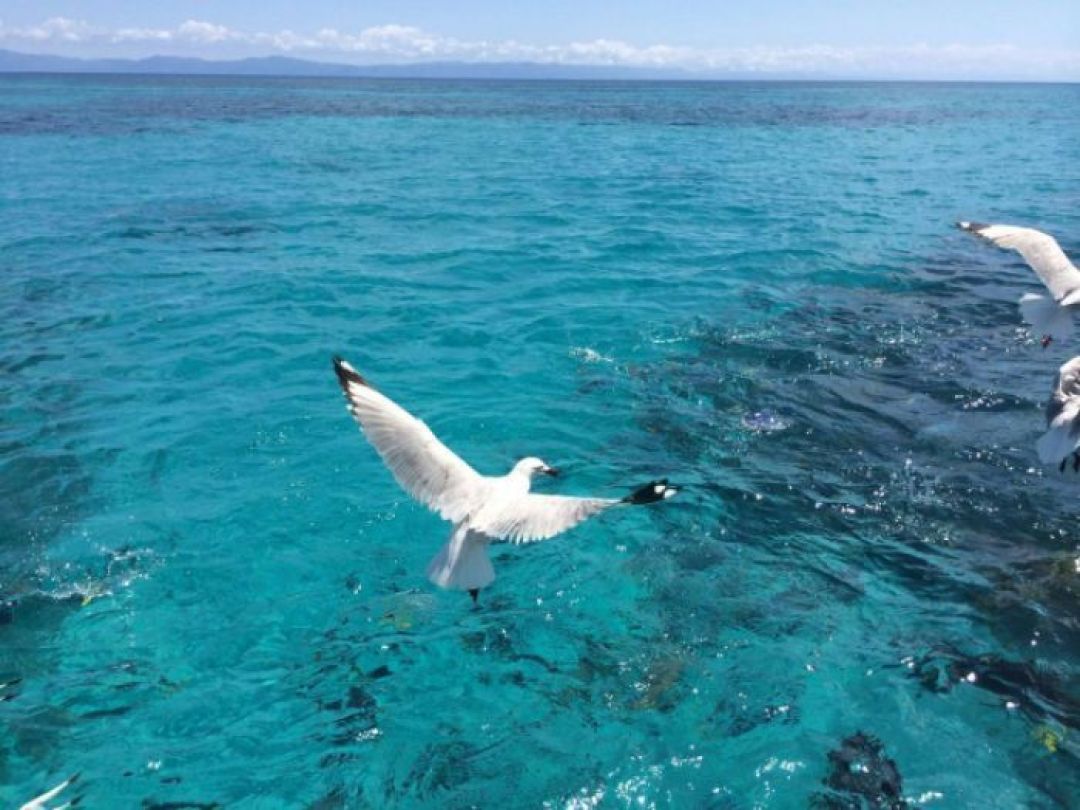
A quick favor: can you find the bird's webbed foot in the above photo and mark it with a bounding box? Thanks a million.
[1041,335,1054,349]
[468,588,480,604]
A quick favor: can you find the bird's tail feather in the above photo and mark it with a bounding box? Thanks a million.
[622,479,679,505]
[1019,293,1073,342]
[426,528,494,591]
[1036,422,1080,465]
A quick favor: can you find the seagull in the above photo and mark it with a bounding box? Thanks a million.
[1038,356,1080,472]
[332,357,678,601]
[958,222,1080,348]
[20,773,79,810]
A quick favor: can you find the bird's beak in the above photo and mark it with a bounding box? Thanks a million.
[542,466,560,477]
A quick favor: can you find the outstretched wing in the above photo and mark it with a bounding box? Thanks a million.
[1036,403,1080,465]
[473,479,678,543]
[474,494,619,544]
[333,357,485,522]
[20,773,79,810]
[959,222,1080,303]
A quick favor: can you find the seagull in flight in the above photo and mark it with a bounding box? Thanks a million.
[958,222,1080,348]
[1038,356,1080,472]
[332,357,678,602]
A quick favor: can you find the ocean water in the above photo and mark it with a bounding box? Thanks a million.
[1,75,1079,808]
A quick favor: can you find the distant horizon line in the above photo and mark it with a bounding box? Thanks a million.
[1,47,1077,84]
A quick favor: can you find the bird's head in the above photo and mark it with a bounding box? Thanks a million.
[512,457,560,480]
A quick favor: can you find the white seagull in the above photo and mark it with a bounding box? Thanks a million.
[19,773,79,810]
[332,357,678,601]
[958,222,1080,348]
[1038,356,1080,472]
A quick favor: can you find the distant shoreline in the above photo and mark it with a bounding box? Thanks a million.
[2,72,1076,87]
[1,48,1076,84]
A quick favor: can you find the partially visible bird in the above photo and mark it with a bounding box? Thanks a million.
[958,222,1080,348]
[1038,356,1080,472]
[331,356,678,601]
[19,773,80,810]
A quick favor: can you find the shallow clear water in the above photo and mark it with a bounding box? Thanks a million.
[1,76,1079,808]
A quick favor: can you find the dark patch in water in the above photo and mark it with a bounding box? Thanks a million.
[346,685,375,711]
[306,786,347,809]
[906,646,1080,729]
[0,676,22,701]
[708,696,800,738]
[0,77,993,138]
[402,740,481,798]
[80,704,133,720]
[319,752,361,769]
[814,732,906,809]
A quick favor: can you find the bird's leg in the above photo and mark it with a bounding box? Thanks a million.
[1041,335,1053,349]
[468,588,480,604]
[1073,452,1080,473]
[1060,458,1068,474]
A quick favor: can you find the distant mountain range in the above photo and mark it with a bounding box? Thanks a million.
[0,48,712,80]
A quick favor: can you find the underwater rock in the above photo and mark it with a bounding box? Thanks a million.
[816,732,906,809]
[379,591,438,632]
[630,655,686,712]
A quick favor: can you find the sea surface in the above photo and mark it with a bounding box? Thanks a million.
[1,75,1079,808]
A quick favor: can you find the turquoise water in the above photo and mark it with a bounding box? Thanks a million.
[2,76,1079,808]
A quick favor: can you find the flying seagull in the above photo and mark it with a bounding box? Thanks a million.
[19,773,79,810]
[332,357,678,601]
[958,222,1080,348]
[1038,356,1080,472]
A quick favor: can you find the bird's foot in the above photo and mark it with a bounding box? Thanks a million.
[1041,335,1053,349]
[1060,457,1068,474]
[468,588,479,604]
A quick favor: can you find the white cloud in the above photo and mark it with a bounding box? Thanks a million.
[3,16,99,43]
[113,27,174,43]
[176,20,232,44]
[0,17,1078,79]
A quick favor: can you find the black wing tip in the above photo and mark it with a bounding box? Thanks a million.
[622,478,679,505]
[957,220,990,234]
[332,356,369,388]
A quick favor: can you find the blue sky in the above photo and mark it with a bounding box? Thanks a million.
[1,1,1077,78]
